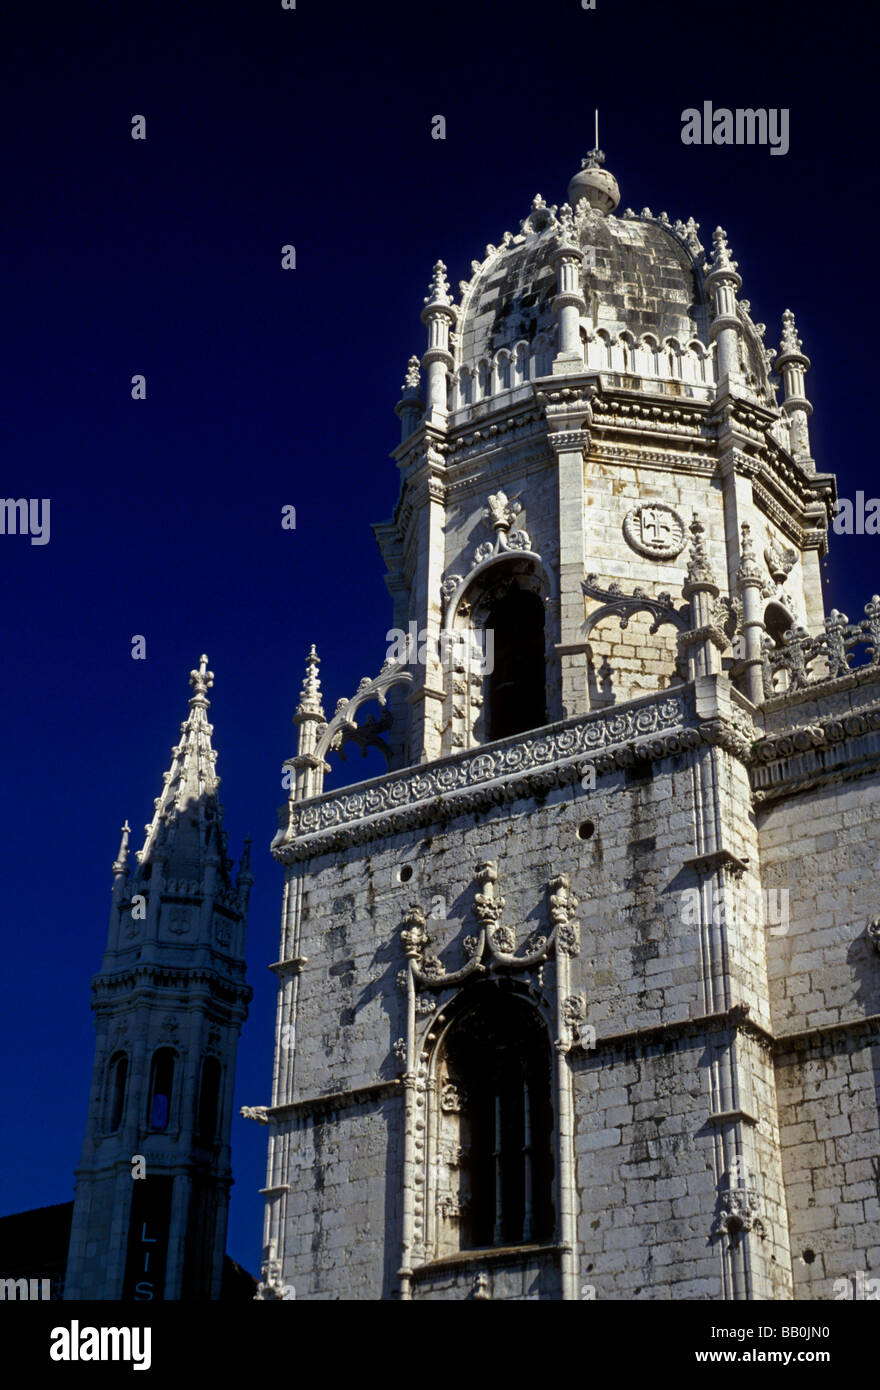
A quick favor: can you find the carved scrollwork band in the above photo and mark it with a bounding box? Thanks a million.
[273,692,693,861]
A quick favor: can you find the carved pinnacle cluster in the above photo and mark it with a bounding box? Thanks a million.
[403,355,421,390]
[685,515,717,587]
[425,259,452,307]
[737,523,763,587]
[779,308,803,356]
[296,644,325,719]
[709,225,738,274]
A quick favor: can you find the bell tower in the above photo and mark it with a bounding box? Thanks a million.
[65,656,253,1301]
[250,147,880,1304]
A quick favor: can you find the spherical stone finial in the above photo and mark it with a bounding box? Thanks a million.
[568,148,620,216]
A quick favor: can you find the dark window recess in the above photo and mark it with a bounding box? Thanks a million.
[444,988,554,1250]
[196,1057,222,1144]
[107,1052,128,1132]
[147,1048,175,1130]
[485,589,547,741]
[765,602,793,647]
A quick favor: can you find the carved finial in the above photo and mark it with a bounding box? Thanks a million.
[424,259,452,307]
[582,148,606,169]
[557,201,576,245]
[737,522,762,587]
[403,355,421,391]
[189,654,214,702]
[112,820,131,878]
[686,514,717,587]
[779,308,803,355]
[709,226,738,274]
[296,644,324,717]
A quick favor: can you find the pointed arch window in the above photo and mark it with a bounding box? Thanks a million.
[196,1056,222,1145]
[432,987,554,1254]
[147,1048,176,1131]
[106,1052,128,1133]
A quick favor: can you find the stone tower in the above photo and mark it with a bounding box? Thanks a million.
[252,151,880,1300]
[66,656,253,1300]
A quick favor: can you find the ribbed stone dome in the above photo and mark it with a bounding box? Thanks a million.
[454,204,709,377]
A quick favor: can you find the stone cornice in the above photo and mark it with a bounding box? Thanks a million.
[750,690,880,805]
[267,1079,402,1121]
[91,962,252,1010]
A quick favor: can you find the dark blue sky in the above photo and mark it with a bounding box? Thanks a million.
[2,0,877,1275]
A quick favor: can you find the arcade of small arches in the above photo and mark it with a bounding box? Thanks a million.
[449,330,717,414]
[103,1046,224,1146]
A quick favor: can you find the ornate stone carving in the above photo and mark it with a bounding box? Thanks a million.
[714,1188,766,1244]
[437,1192,469,1218]
[562,994,587,1027]
[764,535,797,585]
[762,597,880,697]
[255,1260,294,1300]
[275,693,692,860]
[440,1081,467,1112]
[867,917,880,955]
[684,515,717,589]
[582,574,684,640]
[550,874,580,956]
[240,1105,269,1125]
[622,504,687,560]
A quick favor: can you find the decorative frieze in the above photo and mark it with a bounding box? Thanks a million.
[273,691,693,861]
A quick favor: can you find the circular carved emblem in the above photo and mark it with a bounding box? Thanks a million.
[623,504,686,560]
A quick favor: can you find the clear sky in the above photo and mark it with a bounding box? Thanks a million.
[2,0,877,1277]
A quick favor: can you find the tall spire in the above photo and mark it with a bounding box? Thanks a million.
[290,644,327,801]
[135,653,224,882]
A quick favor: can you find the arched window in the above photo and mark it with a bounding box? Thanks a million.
[434,986,554,1253]
[147,1048,176,1131]
[196,1057,222,1145]
[765,601,794,647]
[106,1052,128,1132]
[485,588,547,741]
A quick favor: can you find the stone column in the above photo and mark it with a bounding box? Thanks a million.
[420,261,456,426]
[775,309,813,471]
[705,227,743,386]
[551,206,586,375]
[548,424,590,718]
[681,515,723,680]
[407,465,447,763]
[737,523,765,705]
